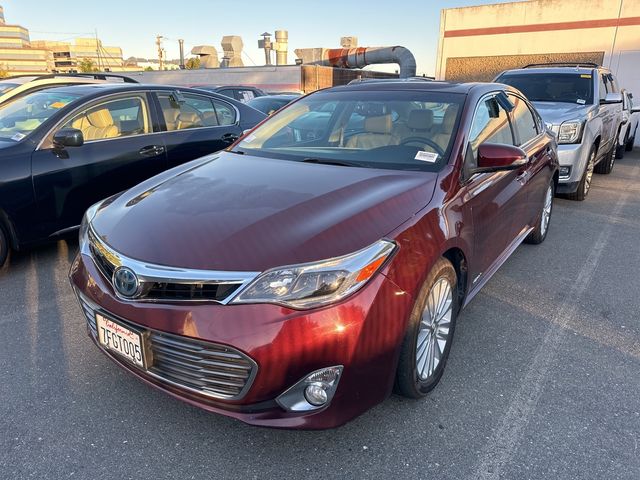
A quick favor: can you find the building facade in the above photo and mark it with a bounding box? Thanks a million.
[31,38,125,72]
[0,5,54,75]
[436,0,640,96]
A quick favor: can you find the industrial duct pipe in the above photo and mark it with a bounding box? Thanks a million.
[295,46,417,78]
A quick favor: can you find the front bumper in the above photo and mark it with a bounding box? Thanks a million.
[557,142,591,188]
[69,251,412,429]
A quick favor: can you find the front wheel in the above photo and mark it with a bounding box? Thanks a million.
[525,180,554,244]
[595,143,616,174]
[567,146,595,201]
[395,257,458,398]
[616,129,629,159]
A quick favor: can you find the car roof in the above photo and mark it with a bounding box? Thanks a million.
[322,80,496,95]
[250,94,298,100]
[36,83,224,96]
[499,66,605,75]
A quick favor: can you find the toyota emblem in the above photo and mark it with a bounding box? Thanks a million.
[113,266,140,298]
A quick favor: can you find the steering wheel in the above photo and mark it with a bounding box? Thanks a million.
[400,137,445,157]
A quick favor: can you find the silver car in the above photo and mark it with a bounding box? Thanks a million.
[618,90,639,157]
[496,63,624,201]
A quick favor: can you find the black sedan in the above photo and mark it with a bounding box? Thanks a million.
[0,83,266,266]
[246,94,300,115]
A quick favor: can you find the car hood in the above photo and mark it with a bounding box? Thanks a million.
[532,101,595,125]
[91,152,439,272]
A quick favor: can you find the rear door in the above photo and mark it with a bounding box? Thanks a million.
[599,73,617,155]
[31,92,168,235]
[461,93,526,284]
[154,90,242,168]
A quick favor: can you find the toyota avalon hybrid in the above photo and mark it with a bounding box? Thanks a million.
[70,80,558,429]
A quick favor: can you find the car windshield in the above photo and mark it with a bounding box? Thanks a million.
[247,97,292,115]
[0,82,19,95]
[0,90,80,141]
[498,73,594,105]
[235,90,464,172]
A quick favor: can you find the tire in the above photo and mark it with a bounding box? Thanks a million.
[567,146,595,201]
[525,180,554,245]
[595,143,616,175]
[616,128,629,159]
[626,135,636,152]
[396,257,458,398]
[0,223,8,268]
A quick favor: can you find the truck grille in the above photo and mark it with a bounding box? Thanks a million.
[75,291,257,400]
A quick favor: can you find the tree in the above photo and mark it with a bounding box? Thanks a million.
[144,66,154,71]
[78,58,98,73]
[185,57,200,70]
[0,63,8,79]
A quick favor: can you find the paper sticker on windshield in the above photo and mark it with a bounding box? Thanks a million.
[577,99,586,105]
[50,101,66,109]
[11,133,26,141]
[414,151,439,163]
[580,74,592,79]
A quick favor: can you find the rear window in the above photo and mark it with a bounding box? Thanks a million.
[0,82,18,95]
[498,73,594,105]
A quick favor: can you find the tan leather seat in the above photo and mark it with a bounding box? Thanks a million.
[176,112,203,130]
[394,109,434,142]
[72,108,119,141]
[433,106,458,151]
[345,115,396,149]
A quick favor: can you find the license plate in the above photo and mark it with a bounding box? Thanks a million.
[96,314,147,368]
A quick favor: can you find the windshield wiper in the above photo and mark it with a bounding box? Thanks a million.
[301,157,361,168]
[227,149,245,155]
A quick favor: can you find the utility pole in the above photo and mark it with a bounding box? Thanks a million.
[95,29,102,71]
[156,35,164,70]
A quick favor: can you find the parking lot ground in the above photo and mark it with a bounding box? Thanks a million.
[1,150,640,480]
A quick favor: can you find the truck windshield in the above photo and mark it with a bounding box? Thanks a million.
[235,90,464,172]
[0,90,80,141]
[498,73,594,105]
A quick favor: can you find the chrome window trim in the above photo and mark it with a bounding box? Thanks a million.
[83,224,260,304]
[36,90,155,151]
[155,90,240,130]
[506,92,545,149]
[36,89,241,151]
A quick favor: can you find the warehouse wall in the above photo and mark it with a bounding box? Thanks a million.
[436,0,640,95]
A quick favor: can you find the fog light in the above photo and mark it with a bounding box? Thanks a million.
[276,365,343,412]
[304,383,328,406]
[559,166,571,179]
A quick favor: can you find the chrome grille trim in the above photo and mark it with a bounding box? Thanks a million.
[74,290,258,400]
[83,225,259,303]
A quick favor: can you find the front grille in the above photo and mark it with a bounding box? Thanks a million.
[86,230,249,303]
[145,282,242,302]
[75,291,257,400]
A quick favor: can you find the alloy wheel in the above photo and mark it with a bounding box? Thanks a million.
[416,277,453,380]
[584,151,595,196]
[540,184,553,236]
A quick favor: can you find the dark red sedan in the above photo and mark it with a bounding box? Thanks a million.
[70,81,558,429]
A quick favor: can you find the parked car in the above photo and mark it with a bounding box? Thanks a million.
[0,83,266,266]
[619,90,639,155]
[0,73,137,105]
[246,94,299,115]
[193,85,266,103]
[496,63,624,201]
[70,80,558,429]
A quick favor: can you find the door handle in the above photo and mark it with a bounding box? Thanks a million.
[221,133,239,144]
[515,171,529,185]
[139,145,165,157]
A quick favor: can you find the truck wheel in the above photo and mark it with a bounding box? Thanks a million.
[0,223,8,268]
[395,257,458,398]
[567,147,595,201]
[626,135,636,152]
[595,143,616,174]
[616,129,629,159]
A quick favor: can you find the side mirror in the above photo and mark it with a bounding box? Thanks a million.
[471,143,527,175]
[631,107,640,114]
[601,92,623,104]
[53,128,84,148]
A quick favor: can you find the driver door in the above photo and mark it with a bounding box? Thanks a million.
[30,92,168,236]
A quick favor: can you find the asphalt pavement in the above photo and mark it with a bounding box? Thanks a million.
[1,150,640,480]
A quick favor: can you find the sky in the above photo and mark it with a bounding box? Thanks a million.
[2,0,519,76]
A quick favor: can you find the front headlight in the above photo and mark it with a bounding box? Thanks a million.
[557,120,584,144]
[231,239,396,309]
[78,201,101,250]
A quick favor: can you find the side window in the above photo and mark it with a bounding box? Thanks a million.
[608,74,619,93]
[468,96,514,165]
[599,75,608,101]
[157,92,236,131]
[237,89,256,103]
[63,95,150,142]
[508,94,538,145]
